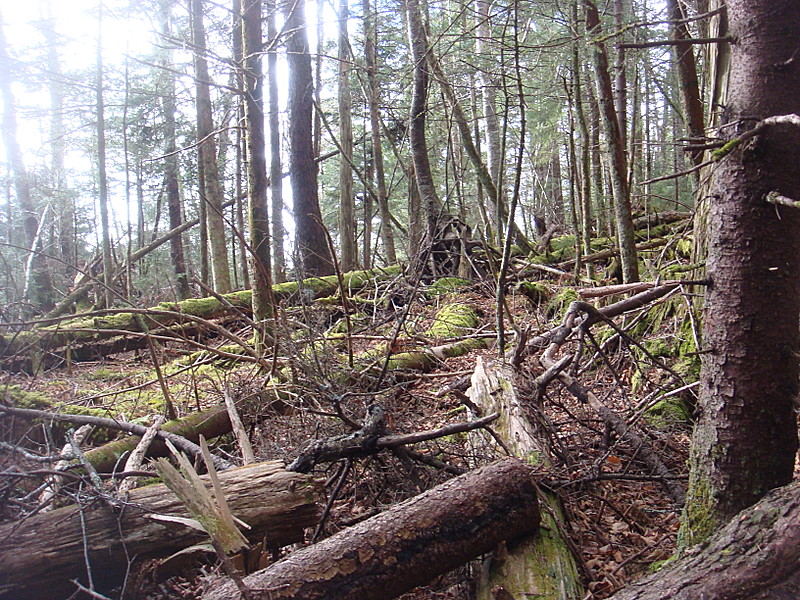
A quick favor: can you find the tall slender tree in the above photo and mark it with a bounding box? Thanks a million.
[242,0,274,350]
[191,0,232,293]
[95,2,114,308]
[584,0,638,282]
[0,9,54,313]
[362,0,397,264]
[266,0,286,282]
[160,0,191,299]
[285,0,333,276]
[337,0,357,271]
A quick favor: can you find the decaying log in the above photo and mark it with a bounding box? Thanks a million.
[0,461,322,600]
[608,479,800,600]
[467,358,583,600]
[0,403,235,472]
[0,266,401,372]
[203,458,541,600]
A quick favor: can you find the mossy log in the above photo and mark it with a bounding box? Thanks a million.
[0,266,401,373]
[608,479,800,600]
[0,461,322,600]
[202,459,540,600]
[467,358,583,600]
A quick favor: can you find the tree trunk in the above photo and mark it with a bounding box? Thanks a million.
[191,0,232,294]
[405,0,442,237]
[202,459,541,600]
[0,461,322,600]
[266,0,287,282]
[242,0,274,352]
[160,0,191,300]
[468,359,583,600]
[0,10,55,315]
[363,0,397,264]
[681,0,800,547]
[665,0,705,168]
[337,0,357,271]
[95,4,114,309]
[584,0,638,282]
[285,0,333,276]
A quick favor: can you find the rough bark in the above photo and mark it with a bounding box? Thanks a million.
[203,459,541,600]
[191,0,232,294]
[242,0,274,352]
[363,0,397,264]
[337,0,357,271]
[681,0,800,546]
[467,359,583,600]
[610,480,800,600]
[160,0,191,300]
[584,0,638,283]
[0,461,321,600]
[285,0,333,276]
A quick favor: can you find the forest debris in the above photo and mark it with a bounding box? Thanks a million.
[202,458,540,600]
[117,415,165,495]
[0,403,234,471]
[607,479,800,600]
[0,461,322,600]
[286,403,498,473]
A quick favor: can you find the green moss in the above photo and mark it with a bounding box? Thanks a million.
[426,303,479,338]
[645,397,692,428]
[545,288,579,320]
[514,282,551,306]
[427,277,471,297]
[678,474,716,550]
[3,385,52,409]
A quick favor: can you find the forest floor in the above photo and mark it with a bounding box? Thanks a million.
[0,262,698,599]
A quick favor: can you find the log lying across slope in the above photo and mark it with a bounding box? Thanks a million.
[0,266,401,372]
[0,461,322,600]
[203,458,541,600]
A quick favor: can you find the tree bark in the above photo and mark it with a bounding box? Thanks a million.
[405,0,442,238]
[584,0,638,283]
[285,0,333,276]
[337,0,357,271]
[266,0,287,282]
[191,0,232,294]
[665,0,705,168]
[681,0,800,547]
[363,0,397,264]
[242,0,274,352]
[467,359,583,600]
[160,0,191,300]
[202,459,541,600]
[0,461,322,600]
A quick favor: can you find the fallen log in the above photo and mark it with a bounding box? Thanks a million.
[0,266,401,372]
[203,458,541,600]
[0,461,322,600]
[467,358,583,600]
[608,479,800,600]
